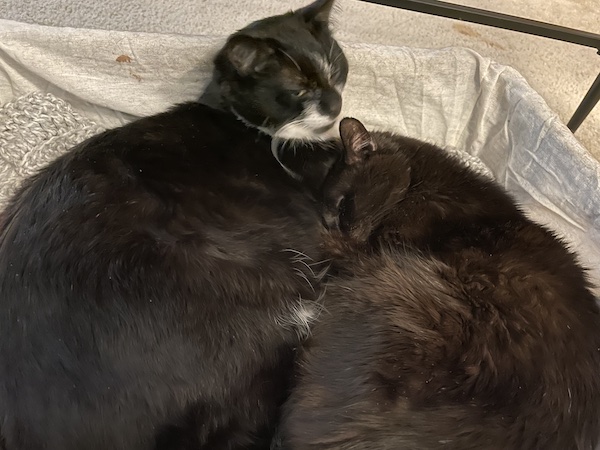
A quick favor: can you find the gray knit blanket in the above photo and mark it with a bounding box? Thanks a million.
[0,92,104,209]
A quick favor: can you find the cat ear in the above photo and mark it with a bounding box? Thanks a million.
[222,35,277,76]
[298,0,336,24]
[339,118,376,166]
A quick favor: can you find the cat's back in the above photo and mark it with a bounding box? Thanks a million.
[1,102,319,262]
[377,131,521,226]
[0,103,325,450]
[367,132,591,280]
[280,246,600,450]
[0,102,323,317]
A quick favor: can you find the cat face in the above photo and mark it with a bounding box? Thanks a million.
[321,118,411,242]
[213,0,348,141]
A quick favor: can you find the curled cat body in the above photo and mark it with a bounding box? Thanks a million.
[278,118,600,449]
[0,100,333,449]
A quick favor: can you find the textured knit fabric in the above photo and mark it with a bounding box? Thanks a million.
[0,92,104,208]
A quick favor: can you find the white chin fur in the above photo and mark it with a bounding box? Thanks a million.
[232,104,342,142]
[275,106,342,142]
[274,121,339,141]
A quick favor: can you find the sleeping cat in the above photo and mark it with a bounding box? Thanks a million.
[200,0,348,173]
[0,1,350,447]
[0,102,334,450]
[278,118,600,449]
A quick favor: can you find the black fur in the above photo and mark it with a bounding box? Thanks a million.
[0,103,330,450]
[278,118,600,449]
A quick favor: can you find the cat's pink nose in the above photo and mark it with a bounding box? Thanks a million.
[319,89,342,117]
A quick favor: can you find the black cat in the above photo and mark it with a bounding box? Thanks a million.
[0,103,333,450]
[278,118,600,449]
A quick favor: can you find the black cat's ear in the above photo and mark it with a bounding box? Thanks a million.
[222,35,278,76]
[339,118,376,166]
[298,0,336,24]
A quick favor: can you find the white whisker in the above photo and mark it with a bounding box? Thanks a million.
[294,268,315,293]
[331,50,344,65]
[296,258,318,278]
[271,138,302,180]
[282,248,313,261]
[279,48,301,72]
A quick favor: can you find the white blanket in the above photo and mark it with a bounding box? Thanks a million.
[0,19,599,297]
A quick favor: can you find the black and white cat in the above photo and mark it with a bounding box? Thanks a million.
[200,0,348,174]
[0,102,334,450]
[203,0,347,141]
[278,118,600,449]
[0,1,349,447]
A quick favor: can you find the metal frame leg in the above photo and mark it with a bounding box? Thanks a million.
[567,71,600,132]
[359,0,600,132]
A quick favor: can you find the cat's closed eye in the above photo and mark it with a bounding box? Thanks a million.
[293,89,308,98]
[338,194,355,233]
[324,193,354,232]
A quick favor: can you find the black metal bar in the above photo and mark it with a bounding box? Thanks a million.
[359,0,600,52]
[358,0,600,132]
[567,72,600,132]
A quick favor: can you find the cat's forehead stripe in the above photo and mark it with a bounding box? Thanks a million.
[314,55,334,85]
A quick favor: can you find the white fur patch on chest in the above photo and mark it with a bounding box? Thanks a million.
[275,293,326,340]
[274,249,329,338]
